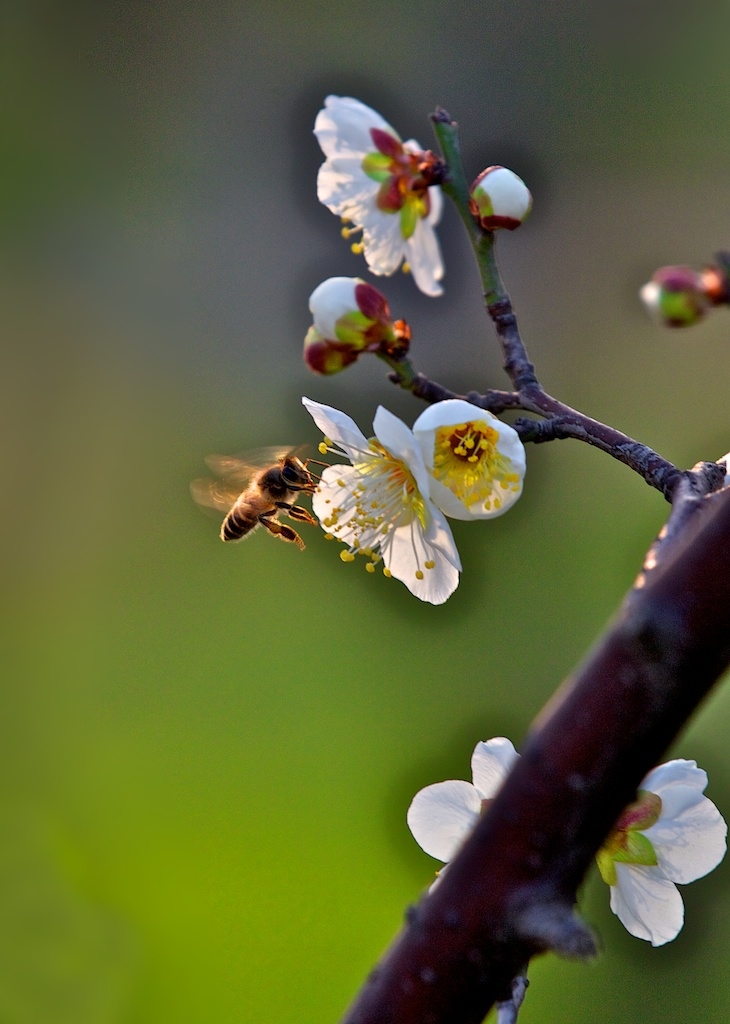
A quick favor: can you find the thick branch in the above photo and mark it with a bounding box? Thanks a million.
[340,487,730,1024]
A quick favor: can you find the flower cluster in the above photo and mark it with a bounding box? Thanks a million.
[302,398,526,604]
[302,96,534,601]
[407,738,727,946]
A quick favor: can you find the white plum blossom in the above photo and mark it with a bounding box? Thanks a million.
[597,759,727,946]
[302,397,461,604]
[413,399,526,520]
[314,95,444,297]
[408,739,726,945]
[407,738,518,873]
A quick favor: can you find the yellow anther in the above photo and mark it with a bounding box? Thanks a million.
[324,533,334,541]
[365,562,375,574]
[415,570,424,580]
[337,479,346,487]
[351,242,365,255]
[383,567,392,578]
[340,550,356,563]
[402,261,411,275]
[318,442,328,454]
[424,560,435,570]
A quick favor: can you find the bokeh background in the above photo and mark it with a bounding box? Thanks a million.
[3,1,730,1021]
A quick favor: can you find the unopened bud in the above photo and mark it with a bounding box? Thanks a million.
[469,166,532,231]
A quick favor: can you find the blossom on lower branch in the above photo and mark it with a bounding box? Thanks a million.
[302,397,461,604]
[407,739,727,945]
[596,759,727,945]
[314,95,444,297]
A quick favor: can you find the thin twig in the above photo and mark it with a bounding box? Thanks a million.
[496,973,529,1024]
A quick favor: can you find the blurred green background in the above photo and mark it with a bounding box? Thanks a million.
[2,1,730,1021]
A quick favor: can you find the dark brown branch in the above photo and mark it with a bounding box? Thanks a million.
[381,350,682,498]
[340,486,730,1024]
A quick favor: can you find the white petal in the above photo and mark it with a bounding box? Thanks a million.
[644,792,727,884]
[311,466,360,538]
[422,504,462,571]
[407,780,481,862]
[406,217,444,297]
[301,398,369,461]
[314,95,396,159]
[642,759,707,796]
[610,864,684,946]
[372,405,420,465]
[360,210,407,277]
[471,738,519,798]
[372,405,430,498]
[316,161,378,217]
[386,516,460,604]
[309,278,360,339]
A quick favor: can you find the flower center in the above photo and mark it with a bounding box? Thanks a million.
[432,421,522,513]
[360,129,431,240]
[595,790,662,887]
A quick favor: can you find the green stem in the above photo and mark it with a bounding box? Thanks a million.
[430,109,536,389]
[430,109,507,306]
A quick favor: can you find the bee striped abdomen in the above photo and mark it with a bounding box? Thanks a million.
[220,505,257,542]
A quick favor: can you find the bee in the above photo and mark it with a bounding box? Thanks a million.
[191,448,319,550]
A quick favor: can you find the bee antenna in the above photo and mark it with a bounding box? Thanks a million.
[304,458,329,482]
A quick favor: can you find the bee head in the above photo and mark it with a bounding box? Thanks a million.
[281,457,315,491]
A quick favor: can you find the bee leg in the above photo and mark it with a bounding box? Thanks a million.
[260,516,306,550]
[286,505,318,526]
[274,501,318,527]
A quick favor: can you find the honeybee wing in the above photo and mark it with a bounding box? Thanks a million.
[190,446,304,514]
[190,476,245,513]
